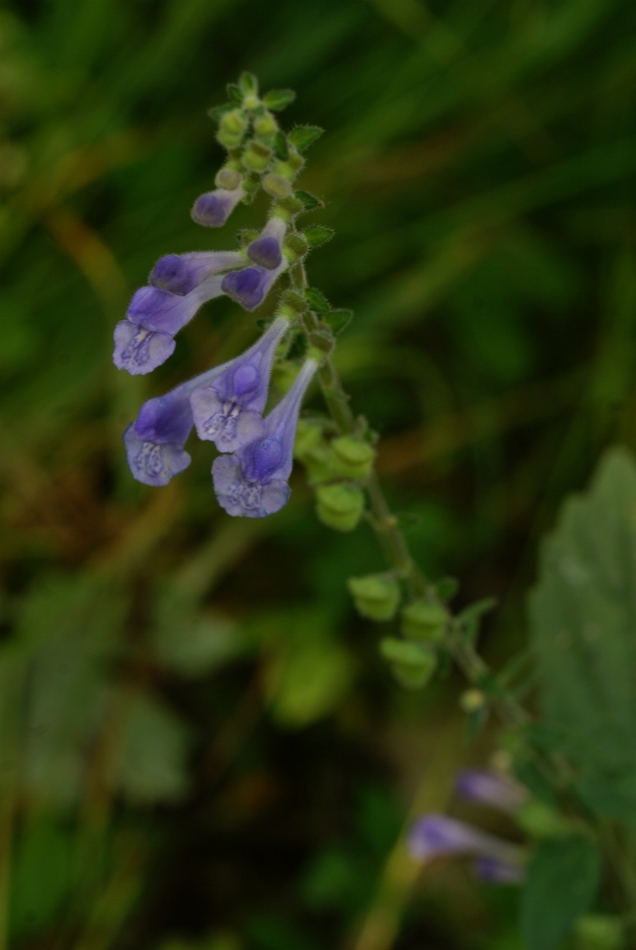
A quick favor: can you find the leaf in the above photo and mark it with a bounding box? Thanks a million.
[323,309,353,336]
[263,88,296,111]
[116,696,191,805]
[289,126,323,151]
[521,836,601,950]
[304,287,330,312]
[207,103,232,121]
[457,597,497,643]
[10,818,73,940]
[304,225,334,248]
[226,83,242,104]
[528,447,636,814]
[294,190,324,212]
[273,131,288,160]
[238,72,258,96]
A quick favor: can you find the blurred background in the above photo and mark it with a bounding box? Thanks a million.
[0,0,635,947]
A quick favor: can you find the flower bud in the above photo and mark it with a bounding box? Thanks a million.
[379,638,437,689]
[516,801,571,838]
[220,109,248,136]
[331,436,375,479]
[400,600,448,642]
[263,174,292,199]
[316,483,365,532]
[283,233,309,263]
[459,688,486,713]
[242,141,272,172]
[348,573,400,621]
[254,113,278,141]
[215,167,243,190]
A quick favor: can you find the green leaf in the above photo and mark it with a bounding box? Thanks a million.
[522,836,601,950]
[117,696,191,805]
[528,447,636,813]
[304,288,330,312]
[263,88,296,111]
[273,131,288,160]
[457,596,497,642]
[207,103,232,121]
[10,818,73,940]
[289,126,323,151]
[238,71,258,96]
[294,190,324,212]
[304,225,334,248]
[226,83,242,104]
[322,310,353,336]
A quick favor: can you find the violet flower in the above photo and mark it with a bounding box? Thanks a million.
[247,217,287,270]
[455,770,528,815]
[190,315,289,453]
[124,360,230,486]
[473,856,524,884]
[407,814,523,870]
[221,259,287,312]
[191,186,245,227]
[149,250,245,296]
[212,358,317,518]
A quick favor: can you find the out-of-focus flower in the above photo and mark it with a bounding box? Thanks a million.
[455,770,528,815]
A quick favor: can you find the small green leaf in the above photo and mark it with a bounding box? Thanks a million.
[289,126,324,151]
[324,309,353,335]
[117,696,191,805]
[273,131,289,160]
[238,71,258,96]
[305,288,330,312]
[226,83,242,104]
[522,836,601,950]
[294,190,324,211]
[435,576,459,601]
[207,103,232,121]
[457,596,497,642]
[263,88,296,111]
[304,225,334,248]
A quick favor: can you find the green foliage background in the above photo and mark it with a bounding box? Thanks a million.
[0,0,634,947]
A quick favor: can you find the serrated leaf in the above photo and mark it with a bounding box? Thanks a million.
[522,836,600,950]
[323,310,353,336]
[305,288,330,312]
[263,88,296,111]
[117,696,190,805]
[226,83,242,104]
[273,131,289,160]
[304,225,334,248]
[289,126,323,151]
[294,190,324,212]
[528,447,636,813]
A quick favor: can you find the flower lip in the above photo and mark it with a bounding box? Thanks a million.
[191,186,244,227]
[113,321,176,375]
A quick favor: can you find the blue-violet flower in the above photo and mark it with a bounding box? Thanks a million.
[407,814,523,869]
[212,358,317,518]
[221,258,287,312]
[247,217,287,270]
[191,186,245,227]
[455,770,528,815]
[190,315,289,453]
[149,250,245,296]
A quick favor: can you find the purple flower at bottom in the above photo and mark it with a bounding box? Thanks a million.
[149,251,245,295]
[113,322,176,376]
[455,770,528,815]
[190,315,289,453]
[123,360,231,485]
[212,358,317,518]
[247,217,287,270]
[407,814,523,869]
[191,186,244,227]
[221,259,287,312]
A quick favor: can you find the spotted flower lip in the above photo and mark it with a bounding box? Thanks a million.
[247,217,287,270]
[190,315,289,453]
[221,258,287,312]
[149,251,245,296]
[212,358,317,518]
[123,360,231,485]
[191,186,245,227]
[113,322,176,376]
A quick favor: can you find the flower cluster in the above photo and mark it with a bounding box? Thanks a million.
[113,74,322,517]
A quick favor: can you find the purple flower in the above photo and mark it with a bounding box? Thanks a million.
[407,814,523,868]
[473,856,524,884]
[212,358,317,518]
[247,217,287,270]
[221,259,287,312]
[123,360,231,486]
[191,186,245,227]
[455,770,528,815]
[149,251,245,296]
[190,315,289,453]
[113,322,176,376]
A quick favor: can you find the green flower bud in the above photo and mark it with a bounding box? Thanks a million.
[283,233,309,262]
[215,167,243,190]
[331,436,375,479]
[217,128,244,150]
[294,421,337,485]
[254,113,278,140]
[379,638,437,689]
[517,801,571,838]
[278,289,306,315]
[400,600,448,642]
[220,109,248,136]
[263,173,292,199]
[459,688,486,713]
[348,573,400,621]
[574,916,625,950]
[241,141,272,172]
[317,484,365,532]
